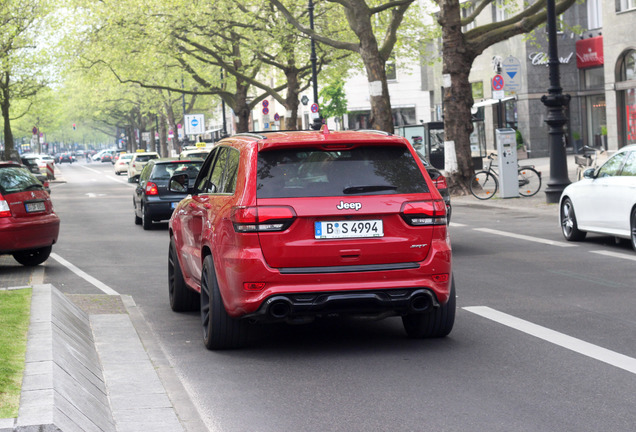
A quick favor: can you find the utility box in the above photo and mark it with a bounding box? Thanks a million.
[495,128,519,198]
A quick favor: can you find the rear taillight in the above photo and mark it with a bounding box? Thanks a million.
[145,182,159,195]
[433,175,447,190]
[0,194,11,217]
[42,180,50,190]
[231,206,296,232]
[400,200,447,226]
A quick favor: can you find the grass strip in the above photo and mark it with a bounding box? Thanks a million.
[0,288,32,419]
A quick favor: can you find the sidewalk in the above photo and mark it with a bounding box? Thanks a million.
[450,154,579,216]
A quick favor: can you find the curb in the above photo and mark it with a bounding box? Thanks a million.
[1,285,194,432]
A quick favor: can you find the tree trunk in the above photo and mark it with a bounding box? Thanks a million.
[233,81,250,133]
[348,7,393,133]
[1,74,17,161]
[284,69,300,130]
[164,103,179,155]
[159,114,168,157]
[439,0,476,194]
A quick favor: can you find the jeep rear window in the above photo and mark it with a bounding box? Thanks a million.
[257,146,429,198]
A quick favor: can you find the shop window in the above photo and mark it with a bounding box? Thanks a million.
[584,67,605,90]
[616,0,636,12]
[617,50,636,146]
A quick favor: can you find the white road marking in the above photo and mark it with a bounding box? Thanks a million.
[464,306,636,375]
[473,227,575,247]
[81,166,102,174]
[590,250,636,262]
[80,164,134,186]
[50,253,120,296]
[449,222,467,228]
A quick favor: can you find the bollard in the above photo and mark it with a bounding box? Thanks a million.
[46,161,55,180]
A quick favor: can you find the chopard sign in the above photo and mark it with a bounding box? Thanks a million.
[528,52,574,67]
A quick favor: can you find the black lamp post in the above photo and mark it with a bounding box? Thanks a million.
[541,0,571,203]
[309,0,322,130]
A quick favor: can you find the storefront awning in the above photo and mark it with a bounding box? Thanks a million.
[472,96,516,109]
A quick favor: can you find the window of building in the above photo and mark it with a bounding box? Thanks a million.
[471,81,484,99]
[584,67,605,89]
[616,0,636,12]
[492,0,509,22]
[386,57,397,81]
[587,0,603,29]
[461,1,476,31]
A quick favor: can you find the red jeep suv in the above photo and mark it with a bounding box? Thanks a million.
[168,128,454,349]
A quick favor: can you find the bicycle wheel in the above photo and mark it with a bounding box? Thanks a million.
[470,170,498,200]
[518,167,541,197]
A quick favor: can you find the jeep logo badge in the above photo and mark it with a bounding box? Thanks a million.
[336,200,362,211]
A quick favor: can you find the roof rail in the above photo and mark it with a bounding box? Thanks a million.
[232,133,267,140]
[355,129,393,136]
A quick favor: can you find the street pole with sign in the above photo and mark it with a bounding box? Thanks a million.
[308,0,322,130]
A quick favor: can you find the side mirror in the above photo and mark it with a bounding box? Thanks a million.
[169,173,190,193]
[582,168,595,179]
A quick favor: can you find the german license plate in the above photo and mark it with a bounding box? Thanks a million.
[25,202,45,213]
[315,220,383,239]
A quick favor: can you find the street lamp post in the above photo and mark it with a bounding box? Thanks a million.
[541,0,571,203]
[308,0,322,130]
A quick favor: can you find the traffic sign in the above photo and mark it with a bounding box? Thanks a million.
[492,75,505,91]
[301,95,309,106]
[184,114,205,135]
[262,107,269,115]
[502,56,521,92]
[262,100,269,108]
[274,113,280,121]
[310,103,319,113]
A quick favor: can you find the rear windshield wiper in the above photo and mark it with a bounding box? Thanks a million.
[342,185,397,194]
[24,183,44,190]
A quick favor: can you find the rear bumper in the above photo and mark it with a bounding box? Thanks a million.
[145,200,180,222]
[245,288,440,323]
[0,215,60,253]
[213,238,452,319]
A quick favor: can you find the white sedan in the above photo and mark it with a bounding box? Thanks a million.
[560,144,636,250]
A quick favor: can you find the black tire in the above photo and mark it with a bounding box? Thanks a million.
[134,201,142,225]
[201,255,248,350]
[631,208,636,252]
[470,171,498,200]
[142,205,152,230]
[518,167,541,197]
[560,197,586,241]
[168,238,199,312]
[13,246,52,267]
[402,278,456,338]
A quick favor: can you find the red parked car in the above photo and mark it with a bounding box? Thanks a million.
[168,128,454,349]
[0,161,59,266]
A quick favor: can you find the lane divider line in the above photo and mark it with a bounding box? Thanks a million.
[473,227,576,247]
[590,250,636,262]
[464,306,636,375]
[50,253,120,296]
[79,164,134,186]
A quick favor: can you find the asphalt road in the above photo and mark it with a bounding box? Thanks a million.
[41,160,636,432]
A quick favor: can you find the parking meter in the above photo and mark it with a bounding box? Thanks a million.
[495,128,519,198]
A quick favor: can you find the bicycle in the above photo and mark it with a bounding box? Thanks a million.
[574,145,605,180]
[470,153,542,200]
